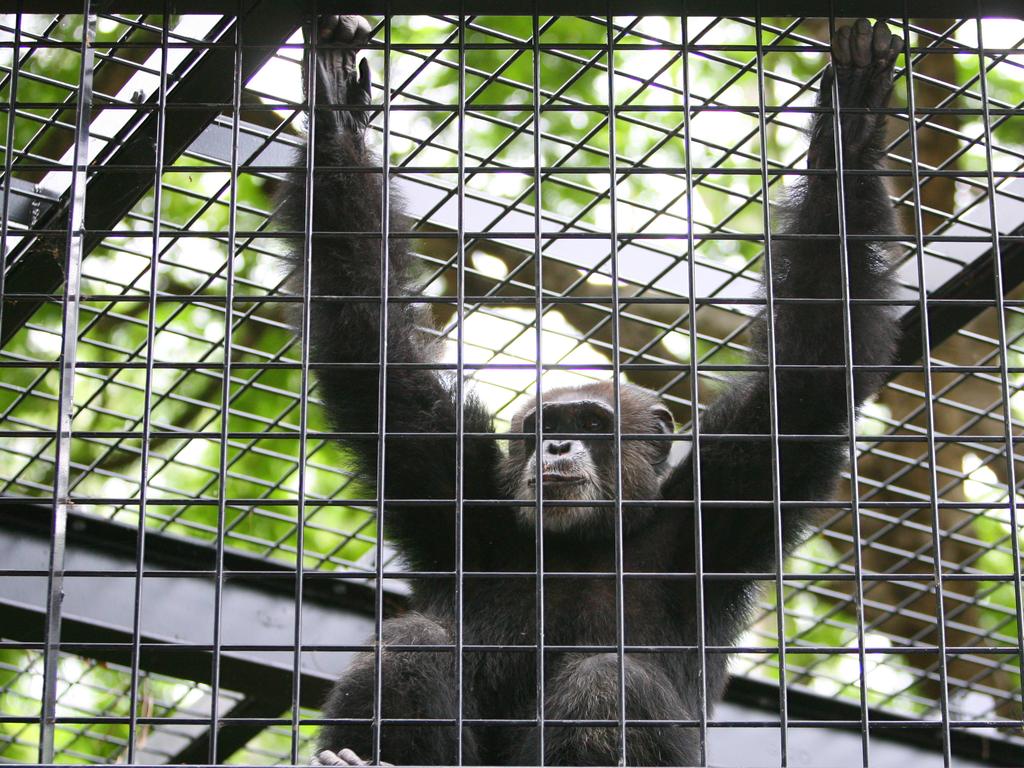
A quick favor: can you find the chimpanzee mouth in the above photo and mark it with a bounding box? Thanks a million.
[527,474,586,486]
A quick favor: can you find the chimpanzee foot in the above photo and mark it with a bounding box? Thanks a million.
[312,748,392,767]
[305,15,372,131]
[811,18,904,168]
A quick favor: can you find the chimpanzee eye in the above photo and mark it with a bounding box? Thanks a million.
[581,413,603,432]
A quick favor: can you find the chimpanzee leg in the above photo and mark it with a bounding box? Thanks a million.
[315,613,480,766]
[514,653,697,766]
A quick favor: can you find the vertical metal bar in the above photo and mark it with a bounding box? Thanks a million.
[455,6,467,765]
[752,9,788,765]
[680,7,708,765]
[126,8,170,763]
[530,9,546,766]
[372,8,393,765]
[210,4,244,761]
[292,11,317,763]
[824,7,871,765]
[973,9,1024,716]
[899,12,952,764]
[604,10,627,765]
[0,3,21,335]
[39,5,95,763]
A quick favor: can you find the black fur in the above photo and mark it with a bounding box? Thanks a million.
[286,17,903,767]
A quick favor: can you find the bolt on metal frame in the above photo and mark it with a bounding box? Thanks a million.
[1,4,1023,767]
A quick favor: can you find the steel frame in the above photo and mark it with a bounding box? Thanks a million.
[2,5,1023,768]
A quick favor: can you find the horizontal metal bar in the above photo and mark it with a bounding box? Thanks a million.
[5,1,1023,18]
[4,496,1023,511]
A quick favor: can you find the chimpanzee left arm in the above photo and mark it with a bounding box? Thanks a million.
[660,19,903,620]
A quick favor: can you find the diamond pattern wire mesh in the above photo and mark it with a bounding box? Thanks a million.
[0,8,1022,766]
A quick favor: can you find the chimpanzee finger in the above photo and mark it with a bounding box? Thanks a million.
[358,57,372,103]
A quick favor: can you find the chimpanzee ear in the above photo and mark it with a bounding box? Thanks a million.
[652,404,675,434]
[651,404,675,465]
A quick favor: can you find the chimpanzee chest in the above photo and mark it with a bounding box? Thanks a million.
[460,575,685,648]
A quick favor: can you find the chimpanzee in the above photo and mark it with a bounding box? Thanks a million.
[283,15,903,766]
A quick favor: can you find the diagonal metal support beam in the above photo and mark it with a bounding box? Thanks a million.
[163,694,281,766]
[895,223,1024,369]
[1,0,303,346]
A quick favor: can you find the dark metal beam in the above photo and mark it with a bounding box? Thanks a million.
[2,506,1023,765]
[0,0,303,346]
[725,676,1024,767]
[895,224,1024,369]
[164,694,279,766]
[2,179,61,229]
[0,506,393,709]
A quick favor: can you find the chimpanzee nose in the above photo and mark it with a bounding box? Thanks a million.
[545,440,573,456]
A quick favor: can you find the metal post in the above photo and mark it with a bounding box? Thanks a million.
[39,4,96,763]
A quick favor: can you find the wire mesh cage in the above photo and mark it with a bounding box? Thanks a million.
[0,2,1022,767]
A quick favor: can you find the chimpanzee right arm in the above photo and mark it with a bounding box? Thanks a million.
[281,16,504,571]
